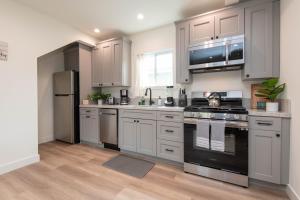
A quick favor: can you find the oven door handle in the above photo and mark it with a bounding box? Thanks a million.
[184,118,248,129]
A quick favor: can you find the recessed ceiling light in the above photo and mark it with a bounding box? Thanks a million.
[94,28,100,33]
[137,13,144,20]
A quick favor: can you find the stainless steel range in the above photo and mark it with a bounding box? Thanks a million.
[183,91,249,187]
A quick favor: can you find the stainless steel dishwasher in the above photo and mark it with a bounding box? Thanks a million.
[99,109,118,147]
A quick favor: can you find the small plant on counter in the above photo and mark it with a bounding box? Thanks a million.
[88,92,111,105]
[255,78,286,112]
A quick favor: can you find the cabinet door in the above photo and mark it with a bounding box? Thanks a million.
[91,45,102,87]
[189,15,215,43]
[176,22,191,84]
[111,39,123,86]
[64,47,79,71]
[137,119,157,156]
[215,8,244,39]
[80,115,99,144]
[244,2,278,79]
[100,42,113,86]
[249,129,281,184]
[119,118,137,152]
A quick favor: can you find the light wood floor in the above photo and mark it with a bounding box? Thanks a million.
[0,141,289,200]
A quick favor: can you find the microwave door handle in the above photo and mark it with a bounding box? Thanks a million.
[225,43,229,64]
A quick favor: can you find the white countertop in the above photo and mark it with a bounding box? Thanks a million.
[80,104,185,112]
[248,109,291,118]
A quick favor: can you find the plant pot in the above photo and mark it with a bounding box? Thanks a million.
[98,99,103,105]
[266,102,279,112]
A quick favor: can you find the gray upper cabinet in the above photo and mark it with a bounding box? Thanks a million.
[92,38,131,87]
[215,8,245,39]
[189,15,215,44]
[243,1,280,80]
[176,22,191,84]
[137,119,157,156]
[64,47,79,71]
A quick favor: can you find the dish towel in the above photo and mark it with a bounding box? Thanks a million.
[196,119,210,149]
[210,120,226,152]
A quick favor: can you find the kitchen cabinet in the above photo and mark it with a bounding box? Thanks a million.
[119,117,156,156]
[189,7,244,44]
[243,1,280,80]
[64,46,79,71]
[215,8,244,39]
[92,38,131,87]
[249,129,281,184]
[80,108,99,144]
[119,118,137,152]
[249,116,290,184]
[137,119,157,156]
[189,15,215,44]
[176,21,191,84]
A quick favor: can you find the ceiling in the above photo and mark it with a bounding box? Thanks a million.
[15,0,241,40]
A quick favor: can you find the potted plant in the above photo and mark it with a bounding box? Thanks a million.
[255,78,286,112]
[88,92,111,105]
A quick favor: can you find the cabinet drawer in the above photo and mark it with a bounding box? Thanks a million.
[157,111,183,122]
[119,109,157,120]
[157,140,183,163]
[249,116,281,131]
[80,108,98,116]
[157,121,183,142]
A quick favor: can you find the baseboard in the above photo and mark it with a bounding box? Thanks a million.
[39,135,54,144]
[0,154,40,175]
[287,184,300,200]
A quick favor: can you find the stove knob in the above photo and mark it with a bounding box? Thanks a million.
[210,113,215,118]
[233,114,240,120]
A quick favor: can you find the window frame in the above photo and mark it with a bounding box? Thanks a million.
[139,49,174,89]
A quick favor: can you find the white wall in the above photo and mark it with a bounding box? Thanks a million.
[103,24,255,99]
[281,0,300,198]
[37,51,64,144]
[0,0,96,174]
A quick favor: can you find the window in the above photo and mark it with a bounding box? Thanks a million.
[139,51,173,88]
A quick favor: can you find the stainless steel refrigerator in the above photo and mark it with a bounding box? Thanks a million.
[53,71,80,144]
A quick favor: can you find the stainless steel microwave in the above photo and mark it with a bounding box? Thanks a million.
[188,35,245,71]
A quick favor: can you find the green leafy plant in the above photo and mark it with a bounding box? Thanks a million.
[255,78,285,102]
[88,92,111,102]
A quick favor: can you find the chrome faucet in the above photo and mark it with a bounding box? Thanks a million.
[145,88,154,105]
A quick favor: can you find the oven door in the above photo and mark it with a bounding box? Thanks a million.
[184,118,248,175]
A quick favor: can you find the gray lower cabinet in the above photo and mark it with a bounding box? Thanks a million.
[249,129,281,184]
[249,116,290,184]
[243,1,280,79]
[137,119,157,156]
[119,117,156,156]
[119,118,137,152]
[119,110,184,161]
[157,139,183,163]
[176,21,191,84]
[80,109,99,144]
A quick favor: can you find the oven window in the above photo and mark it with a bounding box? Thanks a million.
[228,43,243,61]
[184,124,248,175]
[189,46,226,65]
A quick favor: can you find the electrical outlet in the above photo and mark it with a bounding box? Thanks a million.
[0,41,8,61]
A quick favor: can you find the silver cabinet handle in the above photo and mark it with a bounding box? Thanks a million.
[165,149,174,152]
[165,130,174,133]
[256,121,273,126]
[165,116,174,119]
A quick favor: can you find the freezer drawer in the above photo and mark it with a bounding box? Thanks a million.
[54,95,74,143]
[99,109,118,145]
